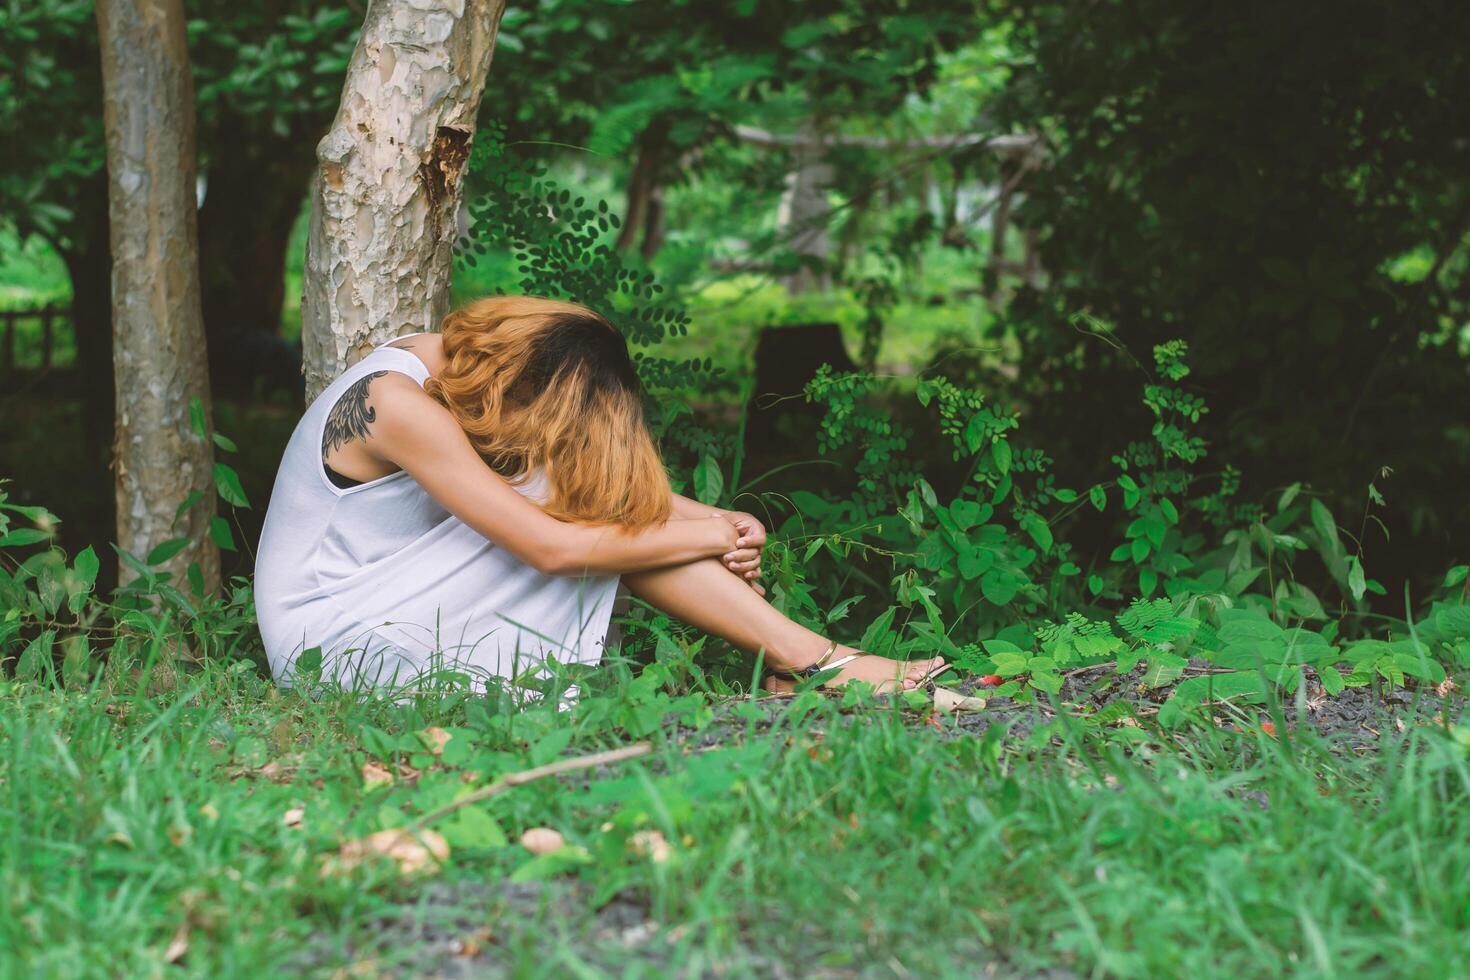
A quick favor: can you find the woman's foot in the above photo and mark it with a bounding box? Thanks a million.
[763,641,946,694]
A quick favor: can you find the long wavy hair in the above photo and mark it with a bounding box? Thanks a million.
[424,295,672,530]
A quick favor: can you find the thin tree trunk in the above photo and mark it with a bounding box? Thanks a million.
[615,149,656,254]
[300,0,507,401]
[639,184,666,263]
[96,0,220,591]
[615,121,669,257]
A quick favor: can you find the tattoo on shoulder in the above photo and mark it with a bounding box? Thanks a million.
[322,371,387,458]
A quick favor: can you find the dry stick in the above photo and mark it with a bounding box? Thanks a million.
[412,742,653,829]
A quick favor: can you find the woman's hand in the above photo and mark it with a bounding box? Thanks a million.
[720,511,767,584]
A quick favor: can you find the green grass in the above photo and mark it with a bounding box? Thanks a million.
[3,654,1467,978]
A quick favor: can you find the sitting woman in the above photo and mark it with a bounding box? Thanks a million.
[255,296,944,692]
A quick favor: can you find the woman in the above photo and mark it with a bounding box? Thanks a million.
[255,296,944,692]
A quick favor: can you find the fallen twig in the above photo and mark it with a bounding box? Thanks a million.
[412,742,652,829]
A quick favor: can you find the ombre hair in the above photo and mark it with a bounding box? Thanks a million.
[424,295,672,530]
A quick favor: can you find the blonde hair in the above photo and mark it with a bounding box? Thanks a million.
[424,295,672,530]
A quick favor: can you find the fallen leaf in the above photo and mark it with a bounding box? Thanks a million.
[520,827,565,855]
[283,805,305,829]
[978,675,1003,688]
[453,927,492,958]
[163,923,189,964]
[628,829,670,864]
[1436,678,1457,697]
[105,832,134,849]
[334,828,450,876]
[361,761,395,788]
[199,803,220,821]
[934,687,988,712]
[1261,722,1277,738]
[420,727,452,756]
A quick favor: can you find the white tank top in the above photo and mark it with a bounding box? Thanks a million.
[254,339,620,690]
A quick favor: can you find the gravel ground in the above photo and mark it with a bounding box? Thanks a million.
[295,877,1054,979]
[935,665,1466,750]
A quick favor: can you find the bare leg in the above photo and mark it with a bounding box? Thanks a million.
[622,558,944,691]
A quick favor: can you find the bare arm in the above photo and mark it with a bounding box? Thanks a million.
[364,375,737,576]
[671,492,723,520]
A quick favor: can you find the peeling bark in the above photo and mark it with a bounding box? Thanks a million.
[301,0,507,401]
[96,0,220,591]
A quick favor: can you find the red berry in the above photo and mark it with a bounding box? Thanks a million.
[1261,721,1277,738]
[979,675,1003,687]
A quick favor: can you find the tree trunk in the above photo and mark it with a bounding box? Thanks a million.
[639,183,666,263]
[300,0,507,401]
[615,121,669,258]
[96,0,220,592]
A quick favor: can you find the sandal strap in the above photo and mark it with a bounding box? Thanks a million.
[768,640,845,681]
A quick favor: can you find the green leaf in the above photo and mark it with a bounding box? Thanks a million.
[174,491,206,523]
[1130,537,1150,563]
[17,629,55,680]
[188,562,206,598]
[1020,514,1053,553]
[1277,482,1301,512]
[439,806,508,850]
[146,537,191,566]
[981,569,1023,606]
[1310,499,1343,560]
[1089,485,1106,512]
[510,846,592,883]
[1029,670,1063,694]
[213,463,251,508]
[212,432,239,453]
[1139,568,1158,595]
[210,516,236,551]
[990,651,1030,676]
[73,546,100,590]
[1087,574,1104,596]
[692,455,723,505]
[957,547,993,581]
[1218,616,1283,643]
[1444,565,1469,589]
[0,529,51,547]
[1319,664,1345,696]
[825,595,865,625]
[1141,653,1186,688]
[858,607,897,654]
[1159,498,1179,524]
[1347,555,1367,602]
[189,398,207,439]
[991,439,1012,475]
